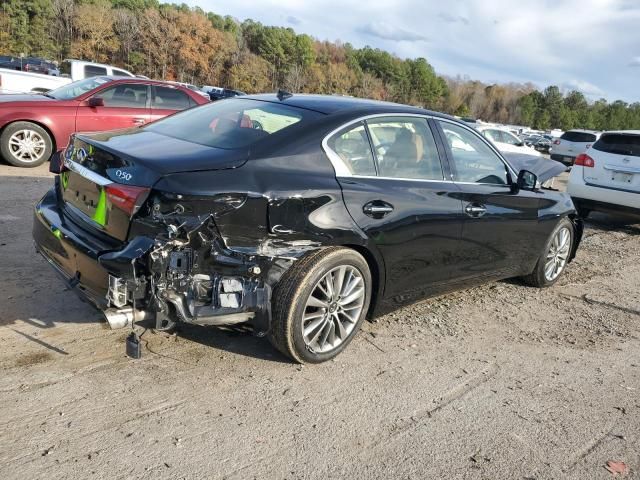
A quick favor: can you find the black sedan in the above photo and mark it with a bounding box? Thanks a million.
[33,94,582,363]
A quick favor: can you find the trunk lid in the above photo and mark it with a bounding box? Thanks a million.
[585,133,640,193]
[60,131,249,241]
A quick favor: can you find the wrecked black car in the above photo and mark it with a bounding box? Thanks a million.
[33,94,582,363]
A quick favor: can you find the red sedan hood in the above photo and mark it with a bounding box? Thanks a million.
[0,93,60,105]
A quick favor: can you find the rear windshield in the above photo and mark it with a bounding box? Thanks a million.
[561,131,597,143]
[593,134,640,157]
[146,98,321,149]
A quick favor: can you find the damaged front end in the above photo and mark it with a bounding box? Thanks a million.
[100,193,274,335]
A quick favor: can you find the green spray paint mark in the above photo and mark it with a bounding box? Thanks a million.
[52,227,62,239]
[60,171,69,190]
[92,187,107,226]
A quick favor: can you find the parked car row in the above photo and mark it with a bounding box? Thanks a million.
[0,55,60,75]
[475,125,542,157]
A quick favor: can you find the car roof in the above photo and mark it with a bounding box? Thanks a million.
[243,93,453,118]
[94,76,192,88]
[600,130,640,135]
[565,129,600,134]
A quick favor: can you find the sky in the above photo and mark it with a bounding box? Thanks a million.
[185,0,640,102]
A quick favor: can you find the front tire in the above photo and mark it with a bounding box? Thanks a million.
[269,247,371,363]
[522,218,574,288]
[0,121,53,167]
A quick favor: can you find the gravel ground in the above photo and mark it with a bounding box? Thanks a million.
[0,163,638,479]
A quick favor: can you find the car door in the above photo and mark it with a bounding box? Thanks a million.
[149,85,196,123]
[327,115,466,302]
[75,83,151,133]
[435,120,543,281]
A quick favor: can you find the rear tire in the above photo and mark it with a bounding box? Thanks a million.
[269,247,371,363]
[0,121,53,168]
[522,218,574,288]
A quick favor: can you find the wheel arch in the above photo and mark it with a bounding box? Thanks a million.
[342,243,385,320]
[0,119,57,153]
[567,213,583,262]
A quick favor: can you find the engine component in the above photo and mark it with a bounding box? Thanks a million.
[103,307,150,329]
[107,275,128,308]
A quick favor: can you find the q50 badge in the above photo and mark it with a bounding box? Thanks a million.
[106,167,136,184]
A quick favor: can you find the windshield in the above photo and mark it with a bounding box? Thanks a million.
[48,76,111,100]
[146,98,321,149]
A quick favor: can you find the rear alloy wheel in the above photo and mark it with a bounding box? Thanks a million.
[0,121,53,168]
[522,218,574,287]
[269,248,371,363]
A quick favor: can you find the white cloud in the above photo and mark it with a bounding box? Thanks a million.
[183,0,640,101]
[562,80,605,97]
[357,21,428,42]
[285,15,301,26]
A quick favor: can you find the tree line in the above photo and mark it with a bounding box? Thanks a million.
[2,0,640,131]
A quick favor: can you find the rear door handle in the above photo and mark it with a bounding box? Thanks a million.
[133,118,146,125]
[465,203,487,217]
[363,201,394,218]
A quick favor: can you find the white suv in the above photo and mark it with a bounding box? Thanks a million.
[476,126,541,156]
[567,131,640,219]
[550,130,600,165]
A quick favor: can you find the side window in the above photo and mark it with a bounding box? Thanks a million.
[152,86,191,110]
[500,131,521,146]
[94,84,148,108]
[84,65,107,77]
[112,69,132,77]
[327,122,376,176]
[483,129,500,143]
[367,117,443,180]
[439,121,509,185]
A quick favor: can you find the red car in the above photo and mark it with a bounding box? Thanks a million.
[0,77,209,167]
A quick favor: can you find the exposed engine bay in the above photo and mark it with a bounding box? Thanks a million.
[101,192,280,334]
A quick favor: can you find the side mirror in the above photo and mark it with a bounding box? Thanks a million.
[516,169,538,191]
[516,141,525,147]
[87,97,104,107]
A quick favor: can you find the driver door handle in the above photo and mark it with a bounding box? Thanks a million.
[363,201,394,218]
[465,203,487,217]
[133,118,146,125]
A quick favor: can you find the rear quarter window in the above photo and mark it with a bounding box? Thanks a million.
[561,131,597,143]
[593,134,640,157]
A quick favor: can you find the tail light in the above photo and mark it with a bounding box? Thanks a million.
[575,153,595,168]
[553,139,561,145]
[106,184,150,216]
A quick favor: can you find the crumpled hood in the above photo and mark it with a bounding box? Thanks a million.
[503,153,568,183]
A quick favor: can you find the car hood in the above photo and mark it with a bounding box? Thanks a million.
[503,153,567,182]
[0,93,58,104]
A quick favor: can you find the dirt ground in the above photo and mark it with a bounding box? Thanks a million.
[0,163,639,480]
